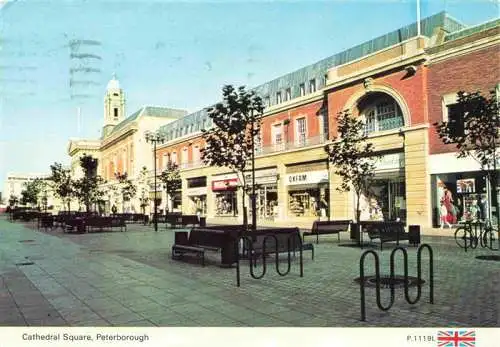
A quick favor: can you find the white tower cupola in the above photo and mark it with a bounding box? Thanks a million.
[103,73,126,137]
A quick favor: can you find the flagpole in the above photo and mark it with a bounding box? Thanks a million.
[416,0,421,36]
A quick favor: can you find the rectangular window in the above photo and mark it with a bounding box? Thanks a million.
[309,79,316,93]
[272,124,283,151]
[276,92,282,104]
[296,118,306,146]
[202,119,206,130]
[299,83,306,97]
[254,130,262,154]
[264,95,271,107]
[162,154,169,170]
[447,103,465,137]
[171,152,178,165]
[193,145,201,163]
[285,88,291,101]
[113,108,118,119]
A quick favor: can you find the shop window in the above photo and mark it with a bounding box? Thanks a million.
[215,192,237,216]
[363,101,403,134]
[295,117,306,147]
[299,83,306,97]
[288,188,328,218]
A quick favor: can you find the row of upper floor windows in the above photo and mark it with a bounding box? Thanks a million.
[264,77,325,107]
[160,77,326,141]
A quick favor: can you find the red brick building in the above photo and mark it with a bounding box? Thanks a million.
[153,13,499,229]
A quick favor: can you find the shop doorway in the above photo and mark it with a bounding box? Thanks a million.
[366,179,406,221]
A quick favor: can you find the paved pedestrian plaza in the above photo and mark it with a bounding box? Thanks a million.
[0,216,498,327]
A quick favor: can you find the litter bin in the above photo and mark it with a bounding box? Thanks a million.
[408,225,421,246]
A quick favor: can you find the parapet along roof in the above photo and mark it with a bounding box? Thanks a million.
[158,11,466,142]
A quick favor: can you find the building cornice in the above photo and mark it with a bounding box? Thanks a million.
[325,53,428,92]
[101,122,138,150]
[426,34,499,65]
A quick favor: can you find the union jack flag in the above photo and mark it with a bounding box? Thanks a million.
[437,330,476,347]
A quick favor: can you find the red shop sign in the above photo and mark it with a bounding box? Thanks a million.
[212,178,239,191]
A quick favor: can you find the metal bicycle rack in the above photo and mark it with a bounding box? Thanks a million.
[359,244,434,321]
[235,234,304,287]
[459,222,497,252]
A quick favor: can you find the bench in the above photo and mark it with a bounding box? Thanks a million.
[166,214,201,228]
[37,214,54,229]
[302,220,352,244]
[64,218,86,233]
[85,217,127,233]
[361,221,409,250]
[172,228,238,267]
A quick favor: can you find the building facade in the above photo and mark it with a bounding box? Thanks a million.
[68,76,188,214]
[152,12,499,229]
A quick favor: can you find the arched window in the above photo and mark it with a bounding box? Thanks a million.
[360,96,404,134]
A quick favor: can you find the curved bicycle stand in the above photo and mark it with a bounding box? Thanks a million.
[456,222,498,252]
[235,234,304,287]
[359,244,434,321]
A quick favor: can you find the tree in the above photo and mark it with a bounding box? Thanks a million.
[8,194,19,208]
[20,178,44,209]
[115,172,137,213]
[201,84,264,228]
[73,154,105,214]
[434,89,499,244]
[159,161,181,214]
[324,110,379,230]
[50,162,74,212]
[137,166,150,215]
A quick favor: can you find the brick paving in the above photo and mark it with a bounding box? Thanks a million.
[0,216,498,327]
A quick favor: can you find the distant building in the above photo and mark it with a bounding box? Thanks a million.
[68,75,188,214]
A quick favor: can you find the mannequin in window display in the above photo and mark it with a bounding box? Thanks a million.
[368,197,384,221]
[441,187,457,225]
[468,198,480,221]
[479,196,489,221]
[440,201,451,228]
[319,193,328,218]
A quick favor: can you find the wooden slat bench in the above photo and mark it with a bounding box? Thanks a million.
[361,221,409,250]
[172,228,238,267]
[302,220,352,244]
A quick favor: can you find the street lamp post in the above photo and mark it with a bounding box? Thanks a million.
[250,109,257,232]
[145,130,165,232]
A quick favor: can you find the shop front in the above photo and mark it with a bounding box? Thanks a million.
[212,174,239,217]
[186,177,207,215]
[244,168,279,220]
[361,152,406,222]
[430,154,499,227]
[286,169,329,218]
[148,183,163,215]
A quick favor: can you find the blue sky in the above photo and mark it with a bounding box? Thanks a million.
[0,0,498,198]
